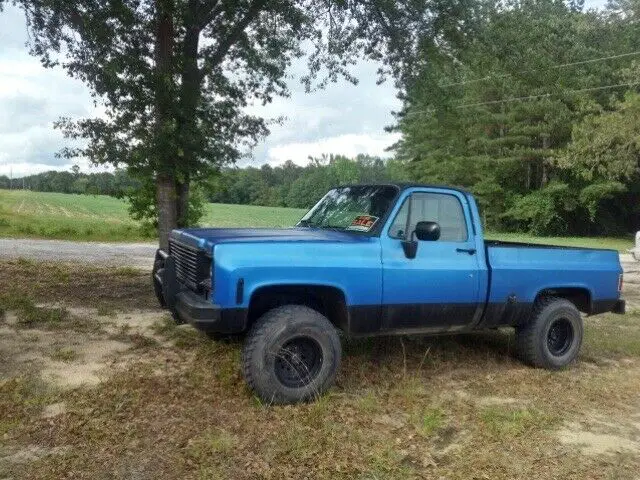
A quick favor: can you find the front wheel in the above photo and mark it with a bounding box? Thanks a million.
[242,305,341,405]
[515,297,583,370]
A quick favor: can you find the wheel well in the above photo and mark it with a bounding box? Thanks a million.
[535,287,591,313]
[247,285,348,331]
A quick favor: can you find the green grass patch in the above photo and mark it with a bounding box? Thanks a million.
[420,407,446,436]
[187,428,237,459]
[583,312,640,359]
[480,406,554,437]
[0,292,69,328]
[50,347,79,362]
[152,316,206,349]
[16,302,69,328]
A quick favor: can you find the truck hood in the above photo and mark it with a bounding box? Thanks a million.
[170,227,369,251]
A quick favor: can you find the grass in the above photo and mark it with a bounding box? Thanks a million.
[0,258,157,311]
[0,189,633,250]
[3,312,638,479]
[49,347,79,362]
[1,260,639,478]
[0,189,306,242]
[480,406,553,437]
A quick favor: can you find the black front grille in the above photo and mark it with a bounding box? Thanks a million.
[169,239,211,294]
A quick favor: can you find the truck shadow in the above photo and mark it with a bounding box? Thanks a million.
[339,329,518,384]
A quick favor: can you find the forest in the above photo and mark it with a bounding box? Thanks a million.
[394,0,640,235]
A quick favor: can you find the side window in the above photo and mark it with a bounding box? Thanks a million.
[389,192,468,242]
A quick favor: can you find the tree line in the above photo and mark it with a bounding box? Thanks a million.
[1,154,407,209]
[394,0,640,236]
[0,168,139,197]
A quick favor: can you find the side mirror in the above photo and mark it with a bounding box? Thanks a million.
[414,221,441,242]
[400,221,441,259]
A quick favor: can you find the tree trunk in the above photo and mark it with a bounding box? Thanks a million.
[176,178,190,227]
[541,134,550,187]
[154,0,175,248]
[174,0,200,229]
[157,174,177,250]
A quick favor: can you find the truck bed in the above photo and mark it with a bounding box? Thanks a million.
[481,240,622,327]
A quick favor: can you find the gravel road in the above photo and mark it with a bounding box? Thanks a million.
[0,238,157,270]
[0,238,638,307]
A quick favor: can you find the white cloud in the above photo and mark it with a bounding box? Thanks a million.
[265,132,401,166]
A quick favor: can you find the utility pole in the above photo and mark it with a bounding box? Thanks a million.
[9,167,12,190]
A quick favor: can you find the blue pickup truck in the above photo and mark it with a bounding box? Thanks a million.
[153,184,625,404]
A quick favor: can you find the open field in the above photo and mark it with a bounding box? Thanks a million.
[1,258,640,479]
[0,189,634,251]
[0,190,307,242]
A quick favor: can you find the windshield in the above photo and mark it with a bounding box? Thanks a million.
[298,185,398,233]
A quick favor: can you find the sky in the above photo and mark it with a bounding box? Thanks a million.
[0,0,608,178]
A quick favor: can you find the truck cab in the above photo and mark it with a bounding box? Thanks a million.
[153,183,624,404]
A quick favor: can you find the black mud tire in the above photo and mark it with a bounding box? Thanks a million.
[515,297,583,370]
[242,305,341,405]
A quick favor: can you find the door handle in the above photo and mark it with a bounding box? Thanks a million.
[456,248,477,255]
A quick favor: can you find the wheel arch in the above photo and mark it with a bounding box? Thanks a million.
[533,286,593,314]
[246,283,349,332]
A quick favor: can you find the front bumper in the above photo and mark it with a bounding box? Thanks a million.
[152,249,245,333]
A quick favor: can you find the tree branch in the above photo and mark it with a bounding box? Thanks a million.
[198,0,222,29]
[206,0,268,68]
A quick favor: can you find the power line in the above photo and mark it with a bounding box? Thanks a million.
[440,50,640,88]
[403,81,640,116]
[456,81,640,108]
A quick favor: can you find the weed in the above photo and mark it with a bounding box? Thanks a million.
[113,266,141,277]
[0,375,59,429]
[50,347,79,362]
[152,316,206,348]
[97,304,117,317]
[110,332,159,349]
[187,428,237,460]
[16,304,69,328]
[480,406,554,437]
[420,407,446,436]
[151,316,178,336]
[16,257,36,268]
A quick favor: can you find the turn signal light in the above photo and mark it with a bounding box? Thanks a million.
[619,274,624,293]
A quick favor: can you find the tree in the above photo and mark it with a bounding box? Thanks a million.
[394,0,639,234]
[4,0,476,248]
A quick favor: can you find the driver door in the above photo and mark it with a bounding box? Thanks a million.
[380,189,482,331]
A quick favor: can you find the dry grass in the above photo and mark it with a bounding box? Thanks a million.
[0,259,157,310]
[1,259,639,479]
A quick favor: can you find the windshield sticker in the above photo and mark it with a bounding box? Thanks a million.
[346,215,379,232]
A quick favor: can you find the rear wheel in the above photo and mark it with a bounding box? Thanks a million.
[242,305,341,405]
[515,297,583,370]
